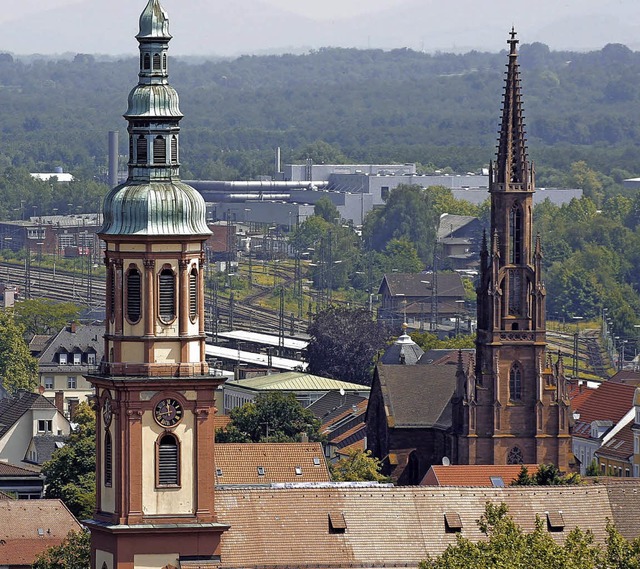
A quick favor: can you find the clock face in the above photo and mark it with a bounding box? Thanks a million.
[154,398,183,428]
[103,397,113,427]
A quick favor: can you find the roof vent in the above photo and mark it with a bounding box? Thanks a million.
[313,457,321,466]
[295,466,303,476]
[257,466,265,476]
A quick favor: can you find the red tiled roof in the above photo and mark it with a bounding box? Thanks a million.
[214,414,231,430]
[571,382,636,440]
[0,499,82,566]
[214,443,330,485]
[0,462,42,476]
[335,439,365,457]
[421,464,540,487]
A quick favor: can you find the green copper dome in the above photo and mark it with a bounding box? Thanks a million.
[125,84,182,118]
[101,181,210,236]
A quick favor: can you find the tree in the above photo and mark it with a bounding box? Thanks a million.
[362,184,439,264]
[13,298,80,337]
[511,464,582,486]
[41,401,96,519]
[32,529,91,569]
[215,392,322,443]
[421,501,640,569]
[314,197,341,224]
[0,310,38,393]
[307,306,392,385]
[331,449,388,482]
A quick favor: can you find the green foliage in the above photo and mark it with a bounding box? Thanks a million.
[0,310,38,393]
[362,184,438,263]
[511,464,582,486]
[32,529,91,569]
[421,501,640,569]
[330,449,388,482]
[215,392,322,443]
[586,460,600,477]
[307,306,392,385]
[410,331,476,351]
[289,215,332,251]
[13,299,80,337]
[313,197,341,224]
[41,402,96,519]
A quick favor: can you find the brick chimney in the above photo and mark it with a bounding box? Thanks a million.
[54,391,64,414]
[70,322,77,333]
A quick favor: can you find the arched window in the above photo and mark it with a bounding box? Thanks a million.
[171,136,178,163]
[153,53,161,70]
[189,267,198,320]
[109,267,116,322]
[136,136,147,164]
[159,268,176,322]
[153,136,166,164]
[509,363,522,401]
[143,53,151,70]
[126,267,142,323]
[507,446,524,465]
[129,137,134,164]
[104,431,112,487]
[157,433,179,486]
[509,203,522,264]
[163,53,167,70]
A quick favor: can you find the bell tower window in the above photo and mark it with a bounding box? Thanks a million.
[159,268,176,322]
[143,53,150,70]
[153,136,166,164]
[171,136,178,163]
[509,363,522,401]
[104,431,112,487]
[163,53,167,70]
[126,267,142,323]
[157,433,180,486]
[509,203,522,264]
[136,136,147,164]
[189,267,198,320]
[153,53,161,70]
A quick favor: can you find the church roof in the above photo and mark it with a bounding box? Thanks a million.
[380,326,424,365]
[375,364,456,429]
[214,483,638,567]
[229,372,370,394]
[137,0,171,40]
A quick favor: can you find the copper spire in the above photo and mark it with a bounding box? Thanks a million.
[494,28,529,187]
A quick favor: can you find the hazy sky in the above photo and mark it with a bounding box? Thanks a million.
[0,0,401,24]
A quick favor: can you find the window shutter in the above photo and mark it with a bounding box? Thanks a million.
[171,136,178,163]
[154,136,166,164]
[159,269,175,321]
[189,269,197,319]
[127,269,141,322]
[136,136,147,164]
[158,435,178,485]
[104,431,112,486]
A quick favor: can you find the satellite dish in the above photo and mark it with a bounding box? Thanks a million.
[442,456,451,466]
[339,388,345,396]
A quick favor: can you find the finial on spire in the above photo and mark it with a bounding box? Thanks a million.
[508,27,519,55]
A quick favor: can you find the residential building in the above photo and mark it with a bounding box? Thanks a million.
[0,498,82,568]
[214,443,330,485]
[37,323,103,416]
[437,213,483,271]
[571,381,636,475]
[0,461,45,499]
[595,420,634,478]
[0,391,70,467]
[377,272,465,331]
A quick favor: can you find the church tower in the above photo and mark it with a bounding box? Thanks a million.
[86,2,227,567]
[455,30,571,470]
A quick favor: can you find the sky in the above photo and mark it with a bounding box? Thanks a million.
[0,0,638,56]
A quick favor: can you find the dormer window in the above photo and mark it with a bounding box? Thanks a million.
[87,353,96,365]
[59,353,67,365]
[73,352,81,365]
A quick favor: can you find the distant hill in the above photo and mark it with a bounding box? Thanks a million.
[1,0,640,56]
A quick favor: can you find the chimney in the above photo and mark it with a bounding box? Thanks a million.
[300,432,309,443]
[54,391,64,414]
[70,322,77,333]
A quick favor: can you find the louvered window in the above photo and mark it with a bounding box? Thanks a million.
[158,434,179,486]
[104,431,112,487]
[171,136,178,163]
[189,268,198,320]
[109,269,116,321]
[159,269,176,322]
[153,136,166,164]
[143,53,150,70]
[153,53,161,70]
[136,136,147,164]
[163,53,167,70]
[127,268,141,322]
